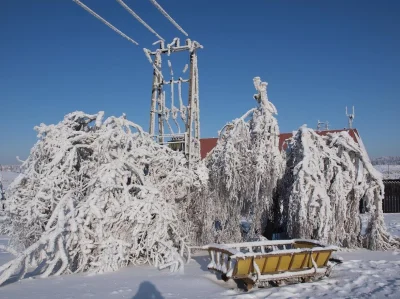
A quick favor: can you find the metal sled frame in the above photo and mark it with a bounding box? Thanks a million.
[204,239,337,290]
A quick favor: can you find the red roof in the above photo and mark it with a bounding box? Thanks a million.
[200,129,361,159]
[200,138,219,159]
[279,133,293,151]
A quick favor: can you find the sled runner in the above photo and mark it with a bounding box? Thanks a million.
[204,239,338,290]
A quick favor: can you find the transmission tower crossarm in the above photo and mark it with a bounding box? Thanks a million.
[73,0,139,45]
[163,78,189,85]
[148,0,189,37]
[116,0,164,41]
[148,42,203,55]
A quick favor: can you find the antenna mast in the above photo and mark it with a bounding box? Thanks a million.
[346,106,355,129]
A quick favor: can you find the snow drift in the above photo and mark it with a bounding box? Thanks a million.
[0,111,207,285]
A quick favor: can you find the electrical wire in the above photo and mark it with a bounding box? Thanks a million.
[73,0,139,45]
[116,0,164,41]
[148,0,189,37]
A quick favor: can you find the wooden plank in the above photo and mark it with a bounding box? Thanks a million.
[291,253,307,270]
[261,256,268,274]
[317,252,330,267]
[300,252,309,269]
[277,255,292,272]
[275,256,282,272]
[248,257,253,274]
[264,256,280,273]
[315,252,320,266]
[236,259,252,276]
[288,254,295,270]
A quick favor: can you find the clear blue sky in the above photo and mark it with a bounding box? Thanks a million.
[1,0,399,164]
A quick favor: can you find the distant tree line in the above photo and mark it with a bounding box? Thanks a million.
[0,165,22,172]
[371,156,400,165]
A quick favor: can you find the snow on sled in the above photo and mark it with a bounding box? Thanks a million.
[203,239,338,291]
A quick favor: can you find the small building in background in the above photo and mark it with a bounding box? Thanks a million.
[200,128,367,160]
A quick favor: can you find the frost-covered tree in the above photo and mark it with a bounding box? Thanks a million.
[0,111,207,285]
[207,77,283,243]
[281,126,399,250]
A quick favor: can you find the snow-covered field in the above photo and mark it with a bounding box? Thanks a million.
[385,213,400,238]
[374,165,400,179]
[0,214,399,299]
[0,171,20,190]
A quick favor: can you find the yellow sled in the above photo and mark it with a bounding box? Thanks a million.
[204,239,338,290]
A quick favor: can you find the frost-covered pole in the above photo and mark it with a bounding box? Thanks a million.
[193,51,201,159]
[185,51,194,161]
[149,49,162,137]
[186,44,201,162]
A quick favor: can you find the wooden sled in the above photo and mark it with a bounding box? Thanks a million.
[204,239,338,291]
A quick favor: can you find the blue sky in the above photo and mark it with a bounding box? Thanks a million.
[1,0,399,164]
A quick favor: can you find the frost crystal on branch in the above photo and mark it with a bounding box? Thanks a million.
[207,77,283,243]
[0,111,207,285]
[281,126,399,250]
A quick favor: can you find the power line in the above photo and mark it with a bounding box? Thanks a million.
[148,0,189,37]
[73,0,139,45]
[116,0,164,41]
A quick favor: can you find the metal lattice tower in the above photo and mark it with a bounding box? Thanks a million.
[144,39,202,165]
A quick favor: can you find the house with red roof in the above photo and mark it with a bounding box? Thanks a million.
[200,128,366,160]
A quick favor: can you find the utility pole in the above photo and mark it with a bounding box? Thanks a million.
[73,0,199,166]
[145,38,203,166]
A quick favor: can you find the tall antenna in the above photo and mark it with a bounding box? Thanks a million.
[346,106,355,129]
[144,38,202,167]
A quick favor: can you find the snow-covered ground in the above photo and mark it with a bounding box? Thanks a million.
[385,213,400,238]
[0,171,20,190]
[374,165,400,179]
[0,214,399,299]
